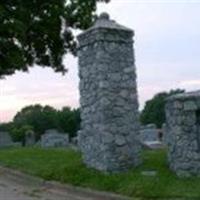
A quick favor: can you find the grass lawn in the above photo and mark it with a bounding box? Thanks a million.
[0,147,200,199]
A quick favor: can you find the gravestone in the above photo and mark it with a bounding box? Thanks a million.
[41,129,69,148]
[140,124,164,149]
[77,13,141,172]
[0,132,13,147]
[165,90,200,177]
[25,130,35,146]
[140,124,158,142]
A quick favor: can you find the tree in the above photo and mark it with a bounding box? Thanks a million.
[140,89,185,128]
[12,104,81,141]
[13,104,58,140]
[0,0,109,78]
[57,107,80,138]
[10,125,33,145]
[0,122,14,132]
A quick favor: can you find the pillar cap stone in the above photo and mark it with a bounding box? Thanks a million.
[92,12,133,32]
[99,12,110,20]
[167,90,200,101]
[78,12,133,38]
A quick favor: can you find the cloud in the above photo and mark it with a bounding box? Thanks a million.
[0,110,16,123]
[0,55,80,122]
[1,1,200,122]
[138,85,165,109]
[180,80,200,86]
[98,0,200,39]
[179,80,200,91]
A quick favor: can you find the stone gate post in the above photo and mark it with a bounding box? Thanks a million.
[166,91,200,177]
[77,13,141,172]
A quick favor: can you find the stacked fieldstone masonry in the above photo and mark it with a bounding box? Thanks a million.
[165,91,200,177]
[77,13,141,172]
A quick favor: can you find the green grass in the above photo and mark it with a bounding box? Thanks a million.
[0,147,200,199]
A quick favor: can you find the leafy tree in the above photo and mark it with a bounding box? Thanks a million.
[140,89,185,128]
[57,107,80,138]
[12,104,81,141]
[0,122,14,132]
[13,104,58,140]
[10,125,33,145]
[0,0,109,78]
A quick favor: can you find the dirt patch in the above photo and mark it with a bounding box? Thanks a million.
[0,166,130,200]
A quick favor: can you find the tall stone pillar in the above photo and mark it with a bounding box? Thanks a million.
[77,13,141,172]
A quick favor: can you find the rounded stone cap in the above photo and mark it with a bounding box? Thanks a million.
[93,12,133,32]
[167,90,200,101]
[77,12,134,47]
[99,12,110,20]
[77,12,133,39]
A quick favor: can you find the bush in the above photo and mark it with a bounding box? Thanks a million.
[140,89,185,128]
[10,125,33,145]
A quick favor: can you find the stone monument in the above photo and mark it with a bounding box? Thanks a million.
[0,132,13,147]
[77,13,141,172]
[41,129,69,148]
[140,124,158,142]
[165,90,200,177]
[25,130,35,146]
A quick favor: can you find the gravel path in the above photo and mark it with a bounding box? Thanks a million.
[0,167,129,200]
[0,174,81,200]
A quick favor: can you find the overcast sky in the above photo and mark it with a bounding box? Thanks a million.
[0,0,200,122]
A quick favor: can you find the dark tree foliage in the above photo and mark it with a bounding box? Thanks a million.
[0,122,14,132]
[11,125,33,144]
[13,104,59,140]
[12,104,80,141]
[140,89,185,128]
[0,0,109,78]
[57,107,80,138]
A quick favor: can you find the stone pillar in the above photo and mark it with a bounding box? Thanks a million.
[77,13,141,172]
[165,91,200,177]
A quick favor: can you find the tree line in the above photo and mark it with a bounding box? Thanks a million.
[0,88,185,143]
[140,89,185,128]
[0,105,80,142]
